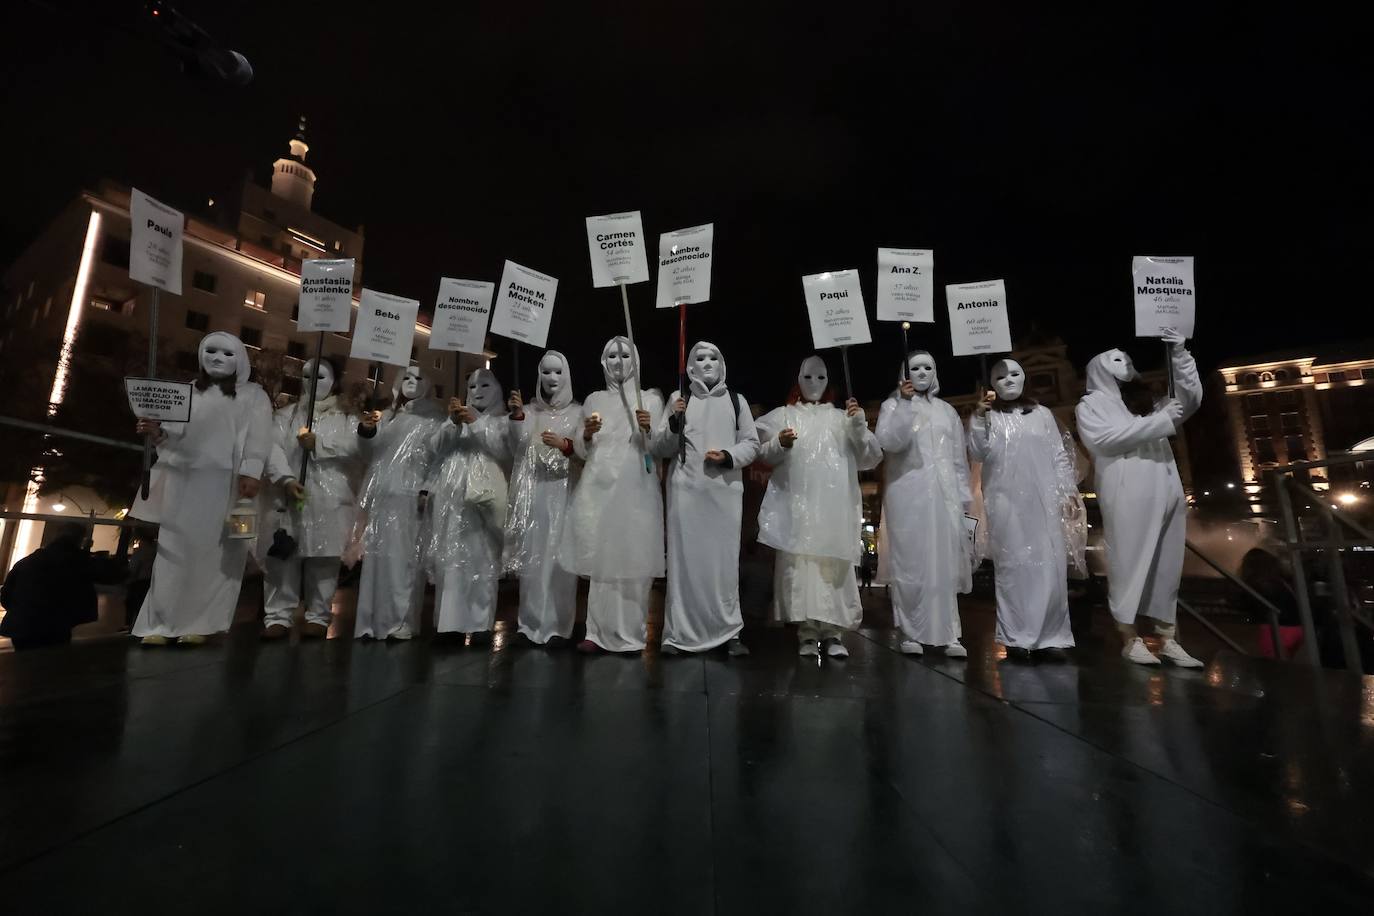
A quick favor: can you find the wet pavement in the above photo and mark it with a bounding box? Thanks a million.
[1,590,1372,914]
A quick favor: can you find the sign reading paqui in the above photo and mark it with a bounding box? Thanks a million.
[585,211,650,287]
[802,269,872,349]
[429,278,494,354]
[489,261,558,348]
[124,377,193,424]
[945,279,1012,356]
[876,248,934,323]
[297,259,356,333]
[1132,255,1195,338]
[656,223,714,309]
[129,189,184,294]
[350,289,419,367]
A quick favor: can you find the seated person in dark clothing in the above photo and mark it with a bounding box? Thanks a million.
[0,523,98,650]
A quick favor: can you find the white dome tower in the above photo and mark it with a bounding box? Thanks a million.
[270,115,317,210]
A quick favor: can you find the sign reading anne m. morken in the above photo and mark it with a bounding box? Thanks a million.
[1132,255,1195,338]
[429,278,494,354]
[489,261,558,348]
[297,259,356,333]
[349,289,419,367]
[129,189,184,294]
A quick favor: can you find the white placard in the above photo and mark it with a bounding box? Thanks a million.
[656,224,714,308]
[489,260,558,348]
[297,259,356,332]
[429,278,494,353]
[129,188,184,294]
[802,269,872,349]
[1132,255,1195,338]
[945,279,1012,356]
[124,377,193,423]
[585,211,650,287]
[876,248,934,323]
[350,289,419,367]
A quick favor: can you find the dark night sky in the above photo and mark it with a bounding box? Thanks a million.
[2,2,1367,403]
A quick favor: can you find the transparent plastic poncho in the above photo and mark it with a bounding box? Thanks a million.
[424,377,511,576]
[755,401,883,564]
[503,351,581,575]
[558,337,666,581]
[967,404,1086,577]
[346,397,446,566]
[271,395,363,558]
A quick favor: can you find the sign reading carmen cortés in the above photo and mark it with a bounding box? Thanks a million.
[349,289,419,367]
[945,279,1011,356]
[429,278,494,354]
[124,377,193,423]
[298,259,356,333]
[1132,255,1195,338]
[585,211,650,287]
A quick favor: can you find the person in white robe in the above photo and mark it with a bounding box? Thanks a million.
[559,336,665,654]
[652,341,760,656]
[968,358,1084,660]
[875,351,974,658]
[352,363,445,640]
[756,356,882,659]
[130,332,272,645]
[426,368,511,639]
[1075,330,1204,667]
[261,357,362,639]
[504,350,582,646]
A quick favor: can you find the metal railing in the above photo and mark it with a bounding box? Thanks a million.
[1270,453,1374,673]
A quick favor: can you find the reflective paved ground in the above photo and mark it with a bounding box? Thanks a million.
[1,593,1372,914]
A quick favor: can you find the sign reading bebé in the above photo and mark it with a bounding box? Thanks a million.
[1132,255,1195,338]
[350,289,419,366]
[585,211,650,287]
[429,278,494,354]
[656,224,714,309]
[489,261,558,348]
[945,279,1012,356]
[124,377,193,423]
[876,248,934,323]
[129,189,184,294]
[802,269,872,349]
[297,259,356,333]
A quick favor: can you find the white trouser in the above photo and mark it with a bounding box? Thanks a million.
[518,565,578,644]
[264,556,340,628]
[798,619,844,644]
[585,578,650,652]
[434,566,497,634]
[354,542,424,639]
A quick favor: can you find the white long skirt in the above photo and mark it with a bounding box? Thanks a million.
[585,578,650,651]
[434,566,498,634]
[662,482,744,652]
[772,552,862,630]
[354,494,426,639]
[518,563,577,644]
[132,467,246,638]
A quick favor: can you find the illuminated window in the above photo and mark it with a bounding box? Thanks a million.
[1259,371,1274,382]
[90,296,119,312]
[185,310,209,331]
[243,289,266,310]
[192,271,218,294]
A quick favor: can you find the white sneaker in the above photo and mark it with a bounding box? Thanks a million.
[1159,639,1204,668]
[389,625,413,641]
[823,638,849,659]
[944,641,968,659]
[899,640,924,656]
[1122,637,1161,666]
[798,639,820,657]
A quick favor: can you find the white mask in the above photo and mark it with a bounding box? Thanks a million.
[539,355,566,397]
[304,359,335,400]
[202,343,238,379]
[991,359,1026,401]
[908,353,936,394]
[797,356,829,402]
[1103,348,1135,383]
[692,346,722,388]
[604,340,634,384]
[467,370,498,411]
[399,366,427,400]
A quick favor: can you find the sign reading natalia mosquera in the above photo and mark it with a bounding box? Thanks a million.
[876,248,934,323]
[802,269,872,349]
[585,211,650,287]
[655,223,714,309]
[297,259,356,333]
[349,289,419,367]
[129,188,184,294]
[945,279,1012,356]
[124,377,193,423]
[1132,255,1195,338]
[429,278,494,353]
[489,260,558,348]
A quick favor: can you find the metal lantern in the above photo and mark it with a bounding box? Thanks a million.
[226,498,258,539]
